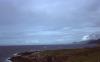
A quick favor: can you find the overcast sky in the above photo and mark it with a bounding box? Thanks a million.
[0,0,100,45]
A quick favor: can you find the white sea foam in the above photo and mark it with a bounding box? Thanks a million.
[5,57,10,62]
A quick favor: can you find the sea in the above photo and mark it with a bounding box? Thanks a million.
[0,44,95,62]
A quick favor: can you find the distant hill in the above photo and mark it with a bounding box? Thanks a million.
[71,38,100,48]
[77,38,100,45]
[87,39,100,44]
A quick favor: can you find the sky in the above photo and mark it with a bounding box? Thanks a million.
[0,0,100,45]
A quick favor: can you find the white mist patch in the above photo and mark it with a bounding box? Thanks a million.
[82,32,100,41]
[82,35,90,41]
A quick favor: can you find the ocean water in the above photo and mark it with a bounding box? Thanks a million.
[0,45,71,62]
[0,44,95,62]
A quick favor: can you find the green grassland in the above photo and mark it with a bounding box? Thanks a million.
[37,47,100,62]
[10,46,100,62]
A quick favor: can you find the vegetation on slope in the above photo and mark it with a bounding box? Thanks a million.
[9,46,100,62]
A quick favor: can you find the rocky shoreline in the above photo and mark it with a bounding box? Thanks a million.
[8,50,68,62]
[8,46,100,62]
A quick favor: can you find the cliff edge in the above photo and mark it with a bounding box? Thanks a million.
[9,46,100,62]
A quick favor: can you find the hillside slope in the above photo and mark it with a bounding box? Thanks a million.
[9,45,100,62]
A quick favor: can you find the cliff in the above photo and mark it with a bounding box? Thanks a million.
[9,46,100,62]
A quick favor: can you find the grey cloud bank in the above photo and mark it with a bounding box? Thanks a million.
[0,0,100,45]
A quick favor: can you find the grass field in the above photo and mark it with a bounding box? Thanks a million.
[10,45,100,62]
